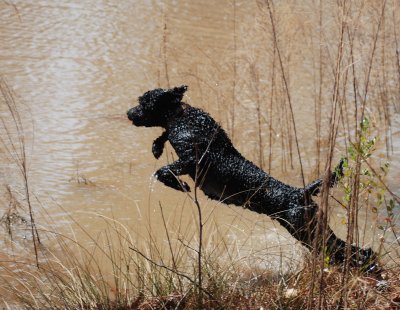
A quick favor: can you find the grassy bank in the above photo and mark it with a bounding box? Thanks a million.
[0,202,399,309]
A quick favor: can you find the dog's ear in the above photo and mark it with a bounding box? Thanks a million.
[173,85,188,97]
[174,85,188,94]
[171,85,188,102]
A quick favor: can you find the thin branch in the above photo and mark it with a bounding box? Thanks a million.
[263,0,306,188]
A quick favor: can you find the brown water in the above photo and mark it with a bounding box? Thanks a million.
[1,0,399,272]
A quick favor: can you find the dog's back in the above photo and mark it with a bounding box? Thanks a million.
[166,105,304,211]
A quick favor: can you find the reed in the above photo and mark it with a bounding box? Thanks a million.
[0,77,40,268]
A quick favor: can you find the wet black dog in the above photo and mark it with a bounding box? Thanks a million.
[127,85,378,272]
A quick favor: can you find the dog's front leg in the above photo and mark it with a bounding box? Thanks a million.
[155,159,191,192]
[152,131,169,159]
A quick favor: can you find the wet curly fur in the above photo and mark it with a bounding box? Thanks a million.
[127,85,379,272]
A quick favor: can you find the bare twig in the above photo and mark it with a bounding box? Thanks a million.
[159,202,183,291]
[263,0,306,188]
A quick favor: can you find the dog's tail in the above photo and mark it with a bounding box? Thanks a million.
[304,158,345,197]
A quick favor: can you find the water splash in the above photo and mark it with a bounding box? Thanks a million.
[149,173,158,193]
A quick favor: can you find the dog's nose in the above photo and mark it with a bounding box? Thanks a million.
[127,108,134,121]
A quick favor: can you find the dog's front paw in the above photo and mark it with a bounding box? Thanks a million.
[154,168,190,192]
[152,142,164,159]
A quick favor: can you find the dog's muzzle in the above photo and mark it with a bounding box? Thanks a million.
[127,106,144,126]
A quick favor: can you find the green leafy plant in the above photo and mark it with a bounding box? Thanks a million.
[339,117,398,250]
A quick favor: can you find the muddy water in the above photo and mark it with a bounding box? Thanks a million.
[0,0,399,272]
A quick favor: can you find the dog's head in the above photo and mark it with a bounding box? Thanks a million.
[127,85,188,127]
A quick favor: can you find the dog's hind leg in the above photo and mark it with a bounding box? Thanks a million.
[272,202,318,248]
[326,230,380,273]
[152,131,169,159]
[155,159,191,192]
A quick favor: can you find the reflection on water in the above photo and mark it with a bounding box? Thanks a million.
[0,0,399,271]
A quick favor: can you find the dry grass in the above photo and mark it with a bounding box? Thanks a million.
[0,223,399,309]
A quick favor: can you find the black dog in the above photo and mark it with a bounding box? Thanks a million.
[127,85,378,272]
